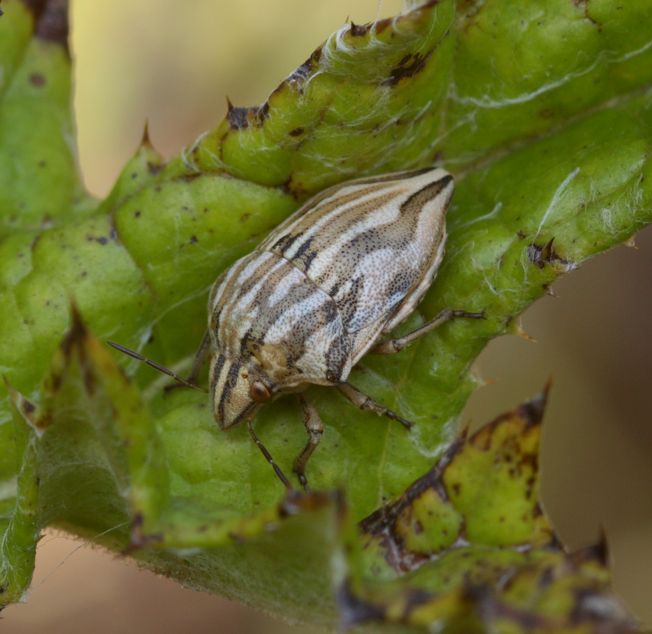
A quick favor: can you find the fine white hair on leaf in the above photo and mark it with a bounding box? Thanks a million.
[180,131,208,173]
[451,57,603,110]
[0,476,17,503]
[36,522,131,589]
[376,0,384,22]
[616,34,652,63]
[451,35,652,111]
[535,167,581,238]
[458,202,504,229]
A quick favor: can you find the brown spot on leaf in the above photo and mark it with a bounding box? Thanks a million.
[147,161,162,176]
[382,48,434,86]
[29,73,46,87]
[86,235,109,245]
[289,127,304,137]
[280,175,305,201]
[21,399,36,416]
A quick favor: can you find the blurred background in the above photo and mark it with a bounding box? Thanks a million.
[4,0,652,631]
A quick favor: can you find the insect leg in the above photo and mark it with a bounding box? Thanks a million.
[162,331,211,393]
[338,383,413,430]
[372,309,485,354]
[293,395,324,492]
[186,330,211,384]
[247,419,293,490]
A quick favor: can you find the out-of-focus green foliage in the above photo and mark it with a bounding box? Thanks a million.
[1,0,652,630]
[342,391,635,632]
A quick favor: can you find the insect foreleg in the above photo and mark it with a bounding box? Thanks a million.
[337,383,413,430]
[162,331,212,394]
[246,419,293,490]
[186,330,211,384]
[293,395,324,492]
[372,309,485,355]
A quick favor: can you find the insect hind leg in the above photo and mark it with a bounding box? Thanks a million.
[372,309,484,354]
[337,383,413,430]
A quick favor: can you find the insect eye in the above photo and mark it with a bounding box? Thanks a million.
[250,381,271,403]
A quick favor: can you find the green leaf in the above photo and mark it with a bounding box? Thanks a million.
[341,390,636,632]
[0,386,39,605]
[0,0,93,604]
[0,0,93,236]
[1,0,652,629]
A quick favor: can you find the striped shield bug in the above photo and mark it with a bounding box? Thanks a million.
[110,167,483,490]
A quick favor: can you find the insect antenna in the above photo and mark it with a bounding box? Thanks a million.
[107,341,207,393]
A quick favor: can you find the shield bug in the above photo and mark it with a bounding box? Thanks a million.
[109,167,483,490]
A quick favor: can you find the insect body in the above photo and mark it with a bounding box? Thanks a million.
[110,167,482,489]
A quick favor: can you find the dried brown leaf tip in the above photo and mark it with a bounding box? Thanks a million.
[527,238,576,272]
[343,388,635,632]
[226,98,270,130]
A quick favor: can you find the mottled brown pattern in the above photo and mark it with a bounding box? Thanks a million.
[207,168,452,432]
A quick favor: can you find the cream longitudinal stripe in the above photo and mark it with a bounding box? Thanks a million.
[262,289,329,343]
[275,187,397,258]
[206,167,453,433]
[261,171,430,254]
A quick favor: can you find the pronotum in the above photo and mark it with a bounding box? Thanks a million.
[110,167,482,490]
